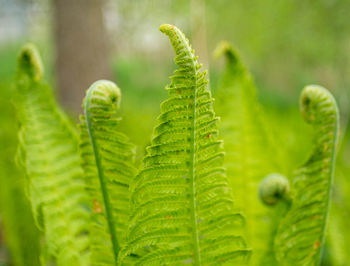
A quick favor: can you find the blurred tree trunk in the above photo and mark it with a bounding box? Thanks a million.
[53,0,111,115]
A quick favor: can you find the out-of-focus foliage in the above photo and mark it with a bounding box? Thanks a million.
[0,44,41,266]
[206,0,350,99]
[14,45,90,265]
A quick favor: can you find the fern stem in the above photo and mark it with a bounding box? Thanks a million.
[85,85,119,264]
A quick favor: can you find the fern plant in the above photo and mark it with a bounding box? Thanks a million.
[6,24,341,266]
[0,136,40,266]
[274,85,339,265]
[214,41,339,265]
[120,24,251,265]
[79,80,136,265]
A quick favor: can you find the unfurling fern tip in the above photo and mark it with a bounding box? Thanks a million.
[259,173,290,206]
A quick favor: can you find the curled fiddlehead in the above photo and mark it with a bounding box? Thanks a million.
[259,173,290,206]
[79,80,136,265]
[275,85,339,265]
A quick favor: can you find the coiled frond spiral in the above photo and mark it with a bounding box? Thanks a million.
[79,80,136,265]
[259,173,290,206]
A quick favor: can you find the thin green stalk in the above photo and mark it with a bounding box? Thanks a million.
[85,87,119,264]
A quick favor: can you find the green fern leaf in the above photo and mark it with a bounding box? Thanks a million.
[275,85,339,265]
[120,25,250,265]
[14,44,90,265]
[79,80,136,265]
[213,41,282,264]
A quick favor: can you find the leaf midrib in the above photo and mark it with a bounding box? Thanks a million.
[175,27,201,265]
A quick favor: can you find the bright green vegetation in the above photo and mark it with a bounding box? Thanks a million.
[119,24,250,265]
[80,80,136,265]
[213,42,339,266]
[213,42,284,265]
[0,99,40,266]
[0,43,41,266]
[14,44,91,265]
[275,85,339,265]
[0,25,342,265]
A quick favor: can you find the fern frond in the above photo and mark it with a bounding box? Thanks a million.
[79,80,136,265]
[275,85,339,265]
[14,44,90,265]
[214,41,281,264]
[120,25,250,265]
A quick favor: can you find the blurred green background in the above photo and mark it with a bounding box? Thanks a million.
[0,0,349,265]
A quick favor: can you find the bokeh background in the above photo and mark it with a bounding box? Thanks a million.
[0,0,349,265]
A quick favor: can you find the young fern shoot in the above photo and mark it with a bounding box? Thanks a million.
[15,44,90,265]
[275,85,339,265]
[120,24,250,265]
[79,80,136,265]
[259,174,290,206]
